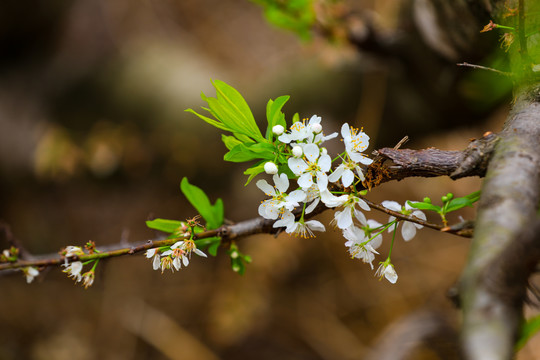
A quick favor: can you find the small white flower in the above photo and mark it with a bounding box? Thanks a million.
[146,248,161,270]
[264,162,279,175]
[343,224,382,269]
[328,159,366,187]
[292,145,303,157]
[63,261,83,282]
[331,194,370,229]
[272,210,325,238]
[257,173,306,220]
[375,262,398,284]
[382,200,426,241]
[23,266,39,284]
[82,271,95,289]
[341,123,373,165]
[272,125,285,135]
[287,143,331,191]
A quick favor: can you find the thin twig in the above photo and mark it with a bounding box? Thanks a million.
[457,62,512,77]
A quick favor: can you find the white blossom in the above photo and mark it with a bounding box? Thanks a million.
[341,123,373,165]
[63,261,83,282]
[257,173,306,220]
[288,143,331,191]
[375,262,398,284]
[382,200,426,241]
[23,266,39,284]
[146,248,161,270]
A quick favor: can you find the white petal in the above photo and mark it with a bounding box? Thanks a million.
[278,133,292,144]
[287,189,307,203]
[274,173,289,193]
[304,143,320,162]
[328,165,344,183]
[318,154,332,172]
[353,209,367,225]
[194,249,207,257]
[256,179,276,196]
[382,201,401,212]
[342,169,354,187]
[152,255,161,270]
[355,166,365,181]
[336,209,353,229]
[306,220,326,232]
[182,256,190,267]
[305,198,320,214]
[288,157,308,176]
[298,173,314,189]
[385,266,398,284]
[350,152,373,164]
[412,210,427,223]
[273,210,295,228]
[323,132,338,141]
[341,123,351,140]
[146,248,157,258]
[316,172,328,192]
[401,222,416,241]
[173,257,182,271]
[357,199,371,212]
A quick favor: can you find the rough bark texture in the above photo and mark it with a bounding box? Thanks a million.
[459,86,540,359]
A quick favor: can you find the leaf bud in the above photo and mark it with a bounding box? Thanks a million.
[423,197,431,204]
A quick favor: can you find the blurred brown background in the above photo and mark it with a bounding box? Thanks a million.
[1,0,538,359]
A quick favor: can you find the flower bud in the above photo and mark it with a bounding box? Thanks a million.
[264,161,278,175]
[320,147,328,155]
[423,197,431,204]
[272,125,285,136]
[292,145,303,157]
[310,122,323,134]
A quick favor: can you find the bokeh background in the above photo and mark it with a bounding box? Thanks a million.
[1,0,537,359]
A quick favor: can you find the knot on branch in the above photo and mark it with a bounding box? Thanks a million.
[366,132,499,187]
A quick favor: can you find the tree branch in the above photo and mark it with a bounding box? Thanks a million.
[459,86,540,360]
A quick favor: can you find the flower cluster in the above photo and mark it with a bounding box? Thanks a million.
[61,244,99,289]
[146,239,207,273]
[257,116,426,283]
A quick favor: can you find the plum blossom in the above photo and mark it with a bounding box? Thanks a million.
[328,158,366,187]
[22,266,39,284]
[375,262,398,284]
[328,194,371,230]
[273,210,325,238]
[343,221,383,269]
[146,248,161,270]
[63,261,83,282]
[341,123,373,165]
[257,173,306,220]
[382,200,426,241]
[288,143,331,191]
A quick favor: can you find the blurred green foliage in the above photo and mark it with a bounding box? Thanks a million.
[250,0,315,40]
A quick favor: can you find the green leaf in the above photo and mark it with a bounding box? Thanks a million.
[180,178,224,229]
[194,236,221,256]
[186,80,264,143]
[243,161,266,185]
[146,219,185,234]
[466,190,481,203]
[221,134,243,151]
[265,95,290,139]
[445,197,475,213]
[517,314,540,350]
[212,80,264,141]
[407,201,441,213]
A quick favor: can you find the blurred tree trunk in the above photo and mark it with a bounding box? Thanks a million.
[414,1,540,359]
